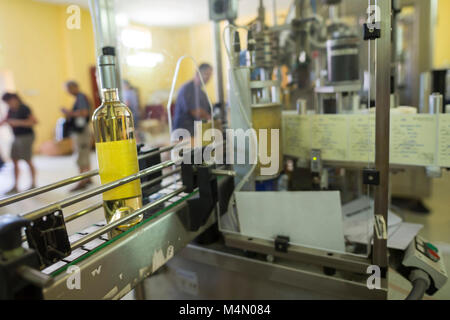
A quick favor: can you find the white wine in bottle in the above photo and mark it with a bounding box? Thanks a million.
[92,47,143,231]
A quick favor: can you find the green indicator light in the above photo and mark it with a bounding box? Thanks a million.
[426,243,439,253]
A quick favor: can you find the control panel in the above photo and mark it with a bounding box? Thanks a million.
[402,236,448,295]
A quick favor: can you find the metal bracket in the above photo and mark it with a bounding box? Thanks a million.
[138,146,163,204]
[25,210,71,269]
[363,23,381,40]
[0,249,44,299]
[374,215,388,241]
[363,169,380,186]
[275,236,290,253]
[0,215,45,299]
[180,164,218,232]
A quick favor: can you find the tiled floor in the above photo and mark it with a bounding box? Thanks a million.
[0,153,104,235]
[1,155,449,300]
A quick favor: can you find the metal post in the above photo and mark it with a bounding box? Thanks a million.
[88,0,123,97]
[373,0,392,268]
[411,0,436,107]
[133,282,147,300]
[391,0,399,107]
[429,93,443,115]
[272,0,278,27]
[295,0,302,19]
[213,21,226,123]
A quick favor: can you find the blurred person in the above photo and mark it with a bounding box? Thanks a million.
[173,63,213,136]
[122,80,142,143]
[62,81,92,192]
[123,80,140,129]
[0,93,38,194]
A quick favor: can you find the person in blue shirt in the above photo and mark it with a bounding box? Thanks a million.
[122,80,143,143]
[173,63,213,136]
[122,80,140,130]
[62,81,92,192]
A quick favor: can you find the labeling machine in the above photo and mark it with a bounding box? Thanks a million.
[0,0,448,300]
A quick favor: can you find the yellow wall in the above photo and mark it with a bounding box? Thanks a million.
[187,24,217,101]
[435,0,450,68]
[0,0,219,154]
[61,7,96,107]
[121,25,193,107]
[121,23,217,107]
[0,0,95,151]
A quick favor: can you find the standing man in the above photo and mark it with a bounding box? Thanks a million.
[62,81,92,192]
[1,93,38,194]
[122,80,141,143]
[123,80,140,129]
[173,63,213,136]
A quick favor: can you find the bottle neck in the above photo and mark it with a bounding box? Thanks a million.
[102,88,120,103]
[98,54,119,101]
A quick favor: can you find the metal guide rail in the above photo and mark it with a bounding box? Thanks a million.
[0,143,181,208]
[44,198,217,299]
[36,178,187,276]
[0,143,233,299]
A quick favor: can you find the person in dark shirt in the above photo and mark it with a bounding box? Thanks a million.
[0,93,38,194]
[123,80,142,142]
[62,81,92,192]
[123,80,140,129]
[173,63,213,136]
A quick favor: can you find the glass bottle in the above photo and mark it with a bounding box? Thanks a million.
[92,47,143,231]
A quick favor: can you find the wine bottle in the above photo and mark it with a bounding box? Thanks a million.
[92,47,143,232]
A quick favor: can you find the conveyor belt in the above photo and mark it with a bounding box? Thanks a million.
[23,176,192,277]
[42,183,215,300]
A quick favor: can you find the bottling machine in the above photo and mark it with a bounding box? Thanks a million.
[0,0,448,300]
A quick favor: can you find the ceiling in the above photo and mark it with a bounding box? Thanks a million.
[36,0,292,27]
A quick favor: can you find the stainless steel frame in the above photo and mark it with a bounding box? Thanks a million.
[224,233,372,274]
[400,0,437,107]
[43,202,217,300]
[145,243,388,300]
[373,0,392,268]
[213,21,226,123]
